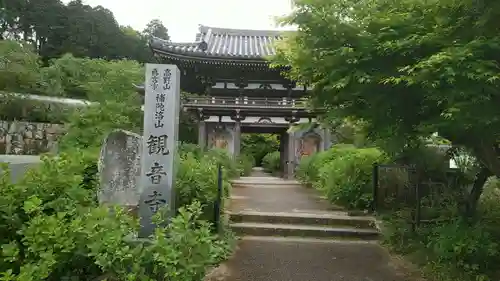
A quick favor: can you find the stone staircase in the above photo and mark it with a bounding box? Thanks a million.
[228,168,380,241]
[228,210,379,240]
[219,169,409,281]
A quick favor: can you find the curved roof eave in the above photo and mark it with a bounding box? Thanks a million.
[151,47,272,65]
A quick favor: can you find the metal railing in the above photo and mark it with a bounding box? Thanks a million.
[183,96,306,108]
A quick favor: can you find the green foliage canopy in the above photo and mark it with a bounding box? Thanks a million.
[0,40,199,142]
[1,0,168,62]
[274,0,500,177]
[0,41,40,93]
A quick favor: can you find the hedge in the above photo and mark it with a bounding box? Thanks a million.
[296,144,387,210]
[262,151,281,174]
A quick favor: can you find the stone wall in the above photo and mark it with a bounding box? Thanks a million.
[0,121,65,155]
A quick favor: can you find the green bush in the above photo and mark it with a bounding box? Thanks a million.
[380,153,500,281]
[382,212,500,281]
[178,143,205,159]
[428,220,499,278]
[176,151,233,222]
[295,154,316,185]
[237,153,255,176]
[296,141,500,280]
[296,144,356,188]
[479,177,500,221]
[0,44,239,281]
[262,151,281,174]
[0,154,234,280]
[241,134,279,166]
[297,145,387,209]
[205,148,240,178]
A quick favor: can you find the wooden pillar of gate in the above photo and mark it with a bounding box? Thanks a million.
[231,109,244,159]
[279,132,287,177]
[197,108,209,149]
[285,113,300,179]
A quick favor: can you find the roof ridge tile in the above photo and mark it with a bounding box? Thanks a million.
[150,25,291,62]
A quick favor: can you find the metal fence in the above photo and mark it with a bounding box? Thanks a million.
[212,164,223,234]
[372,163,422,230]
[372,163,462,230]
[372,164,418,211]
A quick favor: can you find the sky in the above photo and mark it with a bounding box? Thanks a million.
[66,0,294,42]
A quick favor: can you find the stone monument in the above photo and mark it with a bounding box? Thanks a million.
[138,64,181,238]
[98,129,143,214]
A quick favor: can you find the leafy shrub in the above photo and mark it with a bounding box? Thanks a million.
[0,151,237,280]
[0,92,74,123]
[295,154,315,186]
[59,101,143,154]
[237,153,255,176]
[176,152,231,222]
[205,148,240,178]
[241,134,279,166]
[380,158,500,281]
[297,145,387,209]
[297,141,500,280]
[296,144,356,188]
[0,41,41,93]
[178,143,205,159]
[262,151,281,174]
[382,213,500,281]
[428,220,499,277]
[480,177,500,219]
[0,44,239,281]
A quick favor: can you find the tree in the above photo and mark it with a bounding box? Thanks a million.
[119,26,155,63]
[143,19,170,41]
[1,0,161,62]
[0,40,198,143]
[1,0,23,40]
[23,0,67,57]
[59,1,135,60]
[0,40,40,92]
[274,0,500,212]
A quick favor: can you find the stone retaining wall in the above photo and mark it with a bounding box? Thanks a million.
[0,121,65,155]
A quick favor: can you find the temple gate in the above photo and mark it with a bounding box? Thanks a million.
[138,25,332,178]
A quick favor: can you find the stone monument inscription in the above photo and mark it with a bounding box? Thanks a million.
[98,129,142,207]
[138,64,181,238]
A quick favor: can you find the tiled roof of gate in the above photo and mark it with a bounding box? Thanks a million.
[149,25,288,61]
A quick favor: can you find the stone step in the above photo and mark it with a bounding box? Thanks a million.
[231,183,304,189]
[230,222,380,240]
[240,235,379,244]
[231,184,303,189]
[230,178,302,188]
[228,211,376,229]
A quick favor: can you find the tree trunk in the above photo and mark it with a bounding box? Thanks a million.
[438,133,498,218]
[459,141,500,219]
[473,142,500,178]
[464,167,490,219]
